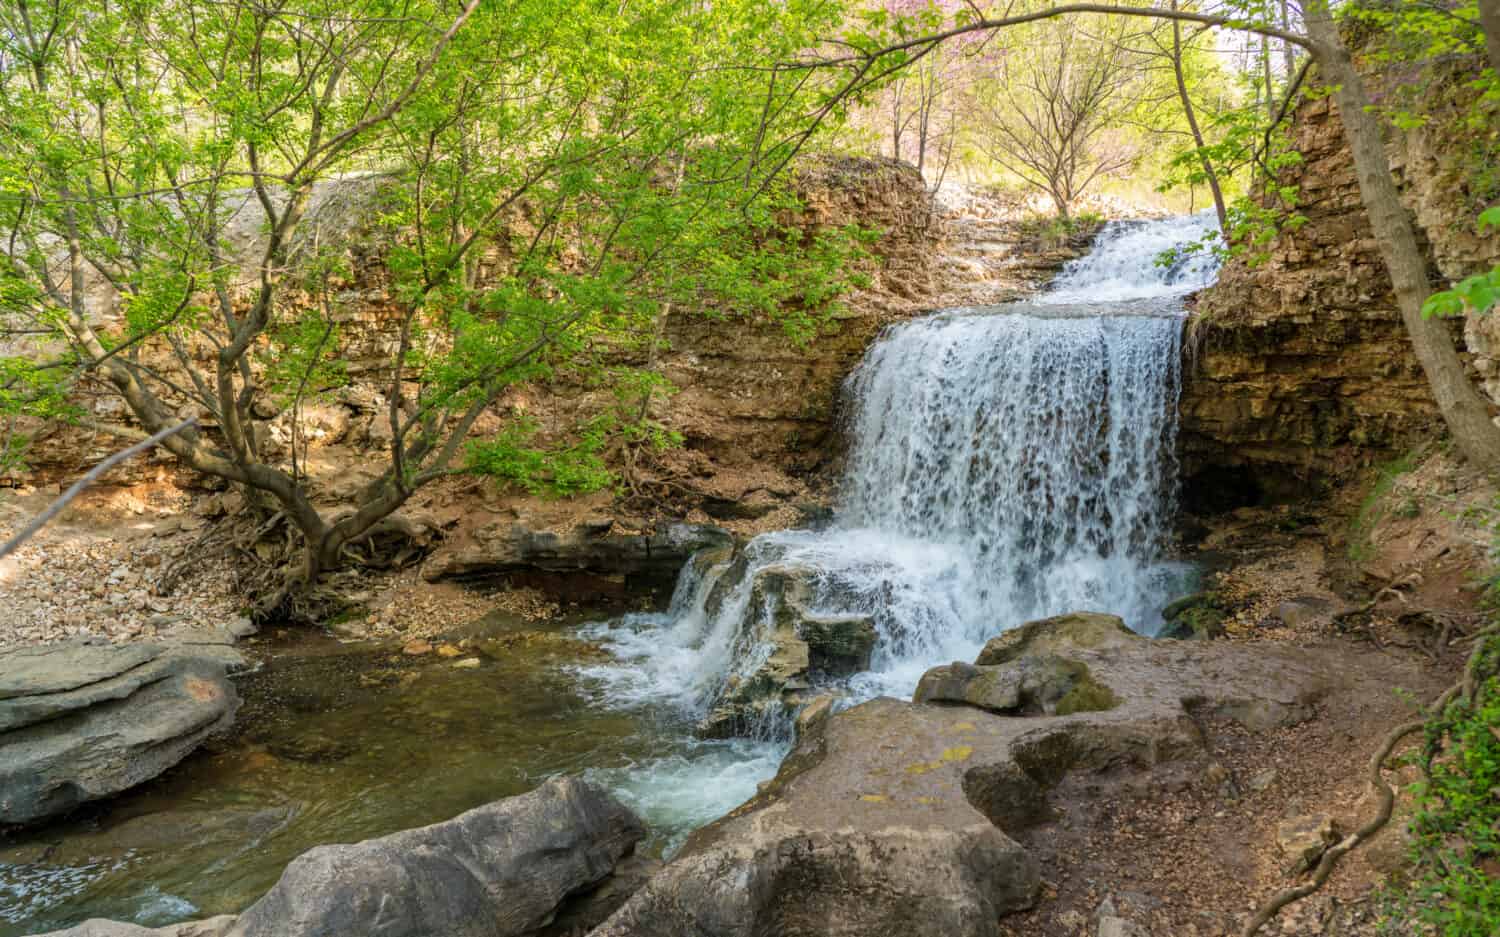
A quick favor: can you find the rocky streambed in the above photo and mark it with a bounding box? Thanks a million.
[8,608,1445,937]
[0,609,773,935]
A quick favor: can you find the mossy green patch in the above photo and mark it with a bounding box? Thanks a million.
[1054,673,1118,715]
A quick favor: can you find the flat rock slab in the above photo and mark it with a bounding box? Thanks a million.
[596,619,1357,937]
[425,521,732,582]
[0,643,243,734]
[0,641,164,699]
[0,642,242,826]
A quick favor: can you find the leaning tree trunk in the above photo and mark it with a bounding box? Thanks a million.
[1478,0,1500,78]
[1170,0,1227,231]
[1304,4,1500,475]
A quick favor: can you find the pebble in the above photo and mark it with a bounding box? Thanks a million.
[1,494,240,649]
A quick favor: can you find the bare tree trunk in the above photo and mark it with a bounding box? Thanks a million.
[1170,0,1227,230]
[1279,0,1298,81]
[1262,37,1276,120]
[1304,4,1500,474]
[1478,0,1500,77]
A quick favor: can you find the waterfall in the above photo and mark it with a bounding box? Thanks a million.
[579,213,1217,841]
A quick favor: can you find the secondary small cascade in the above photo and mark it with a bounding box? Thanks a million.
[581,212,1218,834]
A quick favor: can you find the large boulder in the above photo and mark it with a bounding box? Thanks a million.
[0,639,244,826]
[227,776,642,937]
[976,611,1140,665]
[34,779,644,937]
[596,699,1043,937]
[913,655,1118,717]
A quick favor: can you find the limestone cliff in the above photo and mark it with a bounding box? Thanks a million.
[1180,58,1500,506]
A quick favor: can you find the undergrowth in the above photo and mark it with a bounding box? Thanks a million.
[1019,210,1104,248]
[1379,632,1500,936]
[1371,494,1500,936]
[1348,451,1422,564]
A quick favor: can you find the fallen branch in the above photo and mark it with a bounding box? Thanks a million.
[0,418,197,562]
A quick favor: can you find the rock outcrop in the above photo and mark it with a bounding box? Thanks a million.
[0,638,244,826]
[1181,52,1500,504]
[697,561,877,738]
[423,520,732,598]
[37,777,645,937]
[594,613,1339,937]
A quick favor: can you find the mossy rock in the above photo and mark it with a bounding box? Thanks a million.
[1159,593,1226,641]
[914,654,1118,717]
[1054,673,1119,715]
[977,612,1140,666]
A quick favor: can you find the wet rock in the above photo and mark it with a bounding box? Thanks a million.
[0,640,242,825]
[1157,592,1227,641]
[913,656,1117,716]
[231,776,643,937]
[698,564,878,737]
[976,612,1141,665]
[34,916,238,936]
[800,613,876,675]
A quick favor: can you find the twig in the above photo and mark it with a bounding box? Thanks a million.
[0,418,197,562]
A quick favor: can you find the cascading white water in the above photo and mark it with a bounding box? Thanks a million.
[1041,212,1220,303]
[579,212,1218,846]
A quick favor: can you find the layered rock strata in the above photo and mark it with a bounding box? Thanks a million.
[0,636,245,826]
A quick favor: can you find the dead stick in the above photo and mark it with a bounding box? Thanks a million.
[0,419,197,562]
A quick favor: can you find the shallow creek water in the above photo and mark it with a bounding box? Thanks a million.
[0,612,776,935]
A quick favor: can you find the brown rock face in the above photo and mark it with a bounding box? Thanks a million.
[1180,61,1500,507]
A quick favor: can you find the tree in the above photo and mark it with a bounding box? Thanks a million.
[964,10,1154,218]
[1164,0,1229,229]
[0,0,868,616]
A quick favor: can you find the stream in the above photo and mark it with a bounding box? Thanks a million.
[0,212,1218,936]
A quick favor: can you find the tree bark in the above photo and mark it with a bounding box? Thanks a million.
[1304,4,1500,474]
[1478,0,1500,78]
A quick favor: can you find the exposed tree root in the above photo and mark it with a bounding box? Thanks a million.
[1240,718,1423,937]
[1241,621,1500,936]
[158,501,443,624]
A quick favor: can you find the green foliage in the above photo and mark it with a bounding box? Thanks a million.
[1381,633,1500,935]
[1017,210,1104,248]
[0,0,876,561]
[0,357,77,474]
[465,413,614,498]
[1424,208,1500,318]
